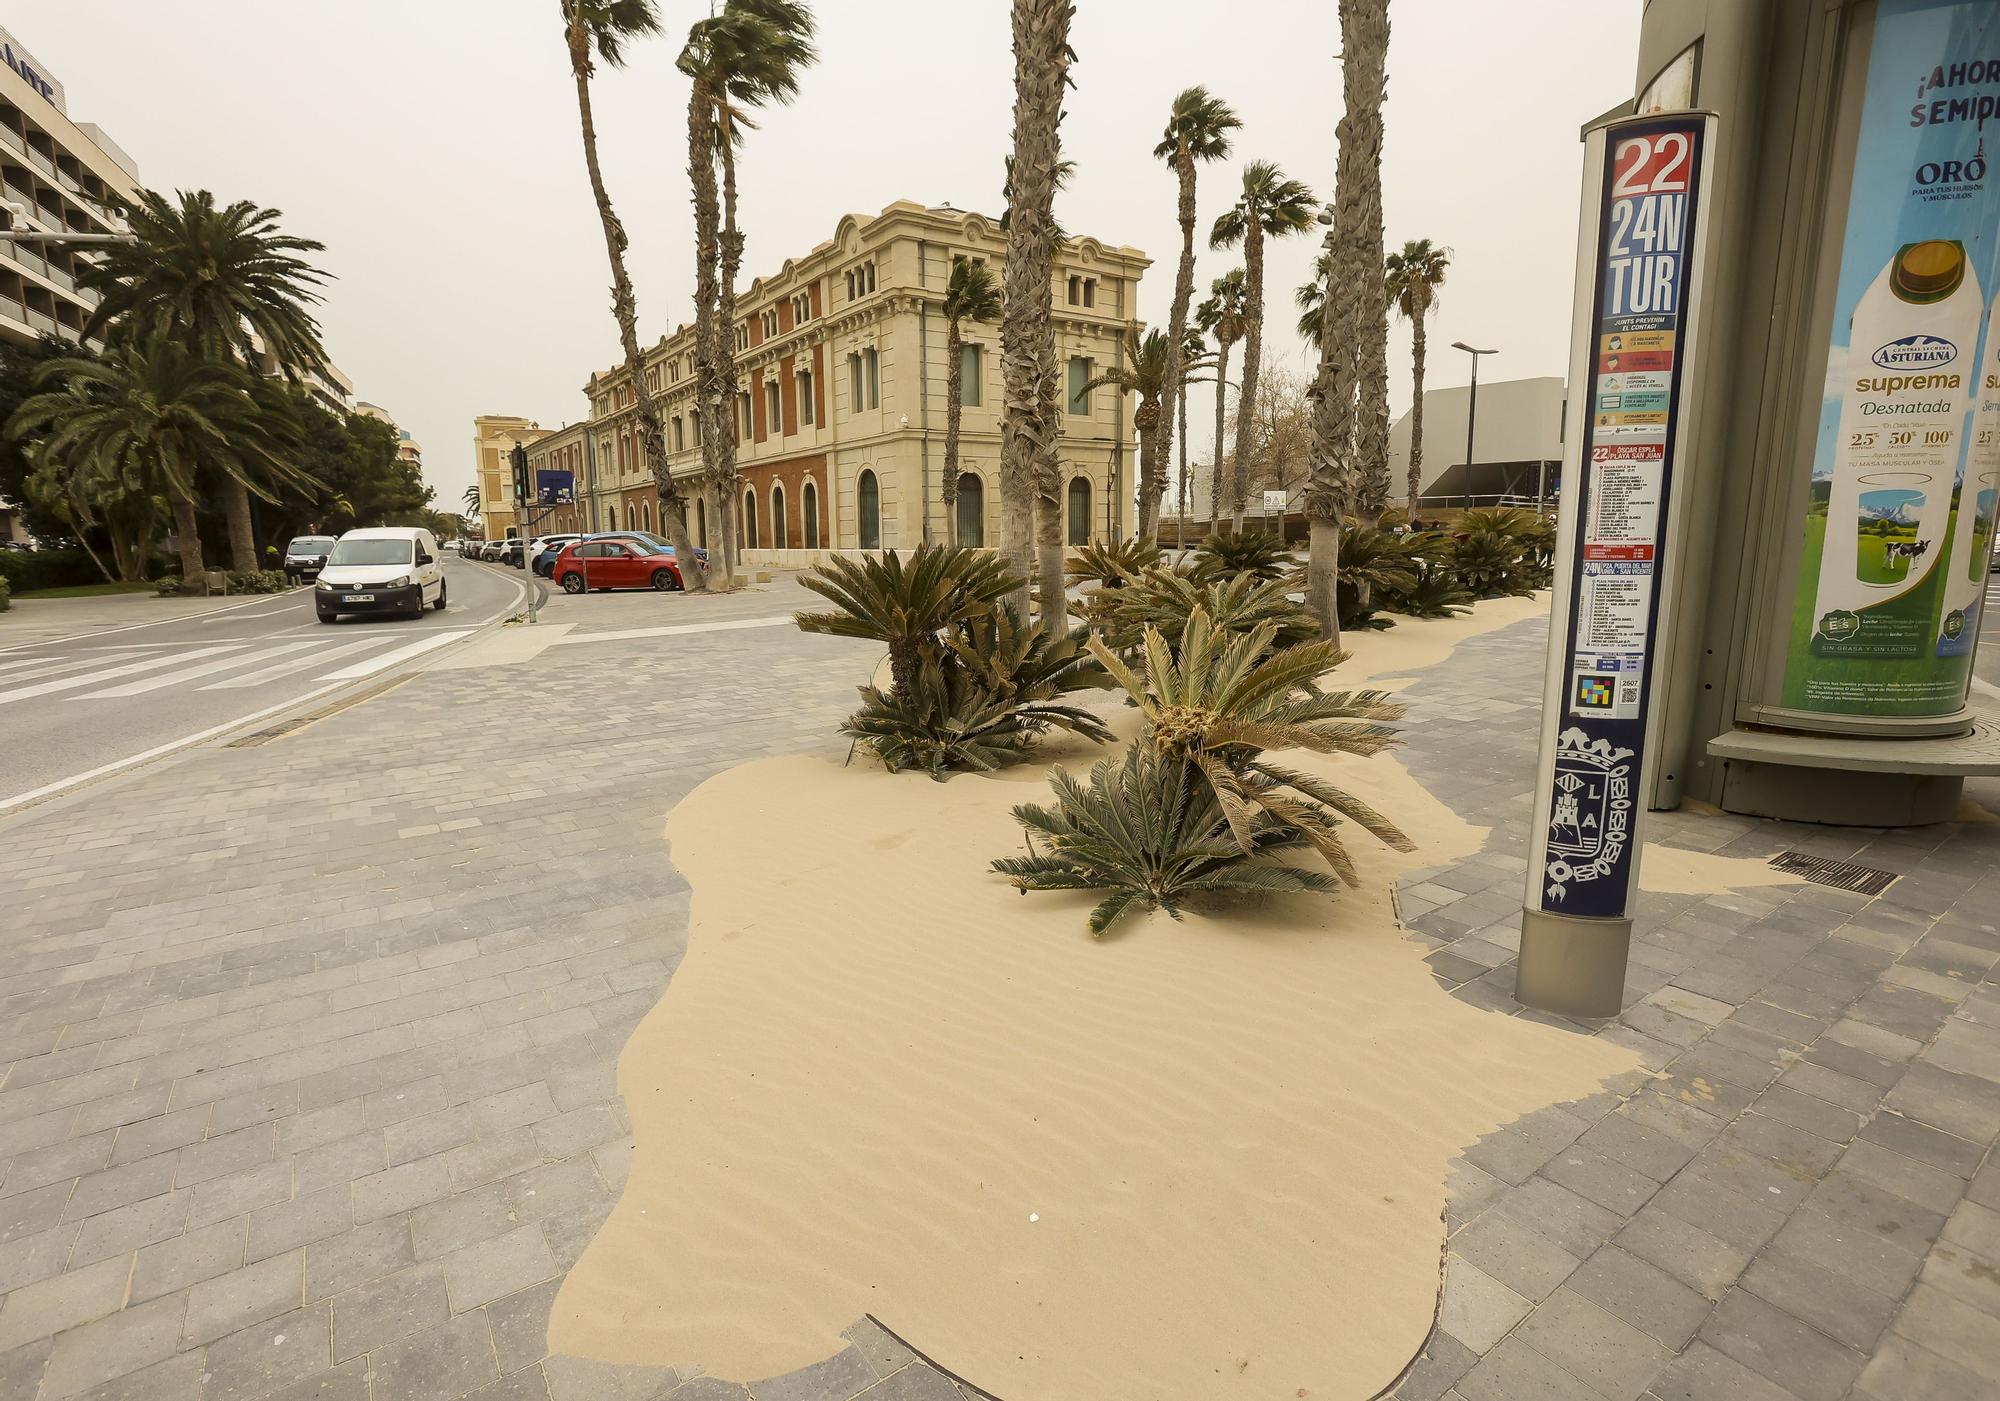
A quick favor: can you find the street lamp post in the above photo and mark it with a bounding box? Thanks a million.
[1452,341,1496,511]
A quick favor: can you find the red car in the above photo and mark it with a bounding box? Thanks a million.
[552,536,684,594]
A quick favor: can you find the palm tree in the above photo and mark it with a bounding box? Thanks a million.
[681,0,817,586]
[12,337,293,586]
[942,257,1001,545]
[1173,324,1207,549]
[1305,0,1391,641]
[1210,162,1316,534]
[462,482,481,515]
[79,189,331,572]
[1295,248,1333,342]
[1153,87,1241,546]
[1193,269,1247,529]
[561,0,705,590]
[1083,329,1173,539]
[1000,0,1073,625]
[1385,238,1449,512]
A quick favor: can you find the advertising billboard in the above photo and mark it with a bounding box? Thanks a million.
[1781,0,2000,717]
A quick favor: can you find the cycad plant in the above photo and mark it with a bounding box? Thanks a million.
[795,543,1020,699]
[994,746,1336,935]
[1064,536,1161,590]
[1194,527,1291,582]
[1450,531,1526,598]
[1387,559,1473,619]
[1089,568,1317,657]
[1089,608,1412,883]
[1313,523,1418,631]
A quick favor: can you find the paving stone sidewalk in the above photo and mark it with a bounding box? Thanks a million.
[1,585,1996,1401]
[1385,615,2000,1401]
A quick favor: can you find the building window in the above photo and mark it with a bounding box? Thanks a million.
[857,469,880,549]
[609,505,620,530]
[772,483,788,549]
[643,500,653,533]
[764,379,781,433]
[742,488,759,550]
[804,480,820,549]
[761,308,780,339]
[792,292,812,324]
[1068,357,1093,416]
[849,349,880,411]
[1067,476,1092,545]
[1083,278,1096,308]
[735,325,750,352]
[739,391,753,440]
[846,261,877,300]
[1067,275,1081,305]
[959,343,982,407]
[672,416,685,453]
[798,368,815,425]
[956,472,984,546]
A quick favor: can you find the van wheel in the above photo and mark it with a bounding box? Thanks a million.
[432,581,448,611]
[561,572,586,594]
[317,610,337,624]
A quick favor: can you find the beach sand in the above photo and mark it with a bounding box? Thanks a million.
[549,594,1645,1398]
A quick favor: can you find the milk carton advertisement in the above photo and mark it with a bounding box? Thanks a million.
[1782,0,2000,717]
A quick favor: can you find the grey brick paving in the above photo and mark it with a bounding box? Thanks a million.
[4,583,1996,1400]
[1387,613,2000,1401]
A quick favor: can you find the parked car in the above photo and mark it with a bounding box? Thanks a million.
[316,527,448,622]
[528,534,585,577]
[282,534,337,584]
[619,531,710,566]
[551,538,683,593]
[496,539,525,567]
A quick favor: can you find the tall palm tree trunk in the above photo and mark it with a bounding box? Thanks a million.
[1210,336,1233,531]
[169,487,206,588]
[1160,155,1198,544]
[944,317,965,545]
[1135,399,1162,539]
[570,27,702,588]
[1407,304,1428,511]
[1354,153,1392,526]
[1306,0,1391,641]
[222,479,258,572]
[1230,220,1265,533]
[1001,0,1071,624]
[716,119,748,589]
[1176,362,1190,549]
[689,79,730,586]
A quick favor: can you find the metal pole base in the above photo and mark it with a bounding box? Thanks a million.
[1516,908,1632,1019]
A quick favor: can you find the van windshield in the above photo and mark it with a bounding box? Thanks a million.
[287,537,335,554]
[327,538,414,566]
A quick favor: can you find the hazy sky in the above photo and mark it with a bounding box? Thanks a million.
[20,1,1641,510]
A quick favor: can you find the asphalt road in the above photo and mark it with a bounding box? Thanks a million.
[0,558,527,811]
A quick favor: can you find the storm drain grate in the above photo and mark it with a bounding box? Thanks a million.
[1768,850,1899,897]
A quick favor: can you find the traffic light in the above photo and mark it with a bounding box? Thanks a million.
[509,444,530,503]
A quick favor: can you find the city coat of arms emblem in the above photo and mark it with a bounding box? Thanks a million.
[1543,727,1635,904]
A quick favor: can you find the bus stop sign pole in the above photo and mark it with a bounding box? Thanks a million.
[1518,111,1718,1018]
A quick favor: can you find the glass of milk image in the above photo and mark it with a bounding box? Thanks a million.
[1813,240,1980,630]
[1856,484,1928,581]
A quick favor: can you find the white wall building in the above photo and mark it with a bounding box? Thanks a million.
[1393,374,1567,507]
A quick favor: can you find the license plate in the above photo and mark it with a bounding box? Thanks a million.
[343,594,375,603]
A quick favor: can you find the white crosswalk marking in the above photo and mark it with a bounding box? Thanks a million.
[200,636,396,690]
[321,630,473,680]
[0,655,109,683]
[88,640,329,698]
[0,645,249,706]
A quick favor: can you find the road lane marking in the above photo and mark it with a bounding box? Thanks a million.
[0,681,346,816]
[88,640,329,698]
[0,645,247,706]
[0,656,119,684]
[321,630,474,679]
[200,637,398,690]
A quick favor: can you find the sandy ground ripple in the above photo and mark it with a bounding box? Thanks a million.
[550,596,1647,1398]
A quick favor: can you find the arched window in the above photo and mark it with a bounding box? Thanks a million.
[696,498,707,548]
[803,480,820,549]
[772,484,788,549]
[742,488,759,550]
[642,500,653,534]
[956,472,985,547]
[609,505,620,531]
[857,469,880,550]
[1067,476,1091,545]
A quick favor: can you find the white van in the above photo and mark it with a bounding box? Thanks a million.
[316,527,446,622]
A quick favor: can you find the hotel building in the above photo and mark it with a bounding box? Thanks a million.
[574,200,1149,556]
[0,26,139,349]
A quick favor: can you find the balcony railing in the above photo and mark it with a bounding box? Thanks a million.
[25,307,54,334]
[0,124,23,158]
[0,292,24,325]
[24,146,54,179]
